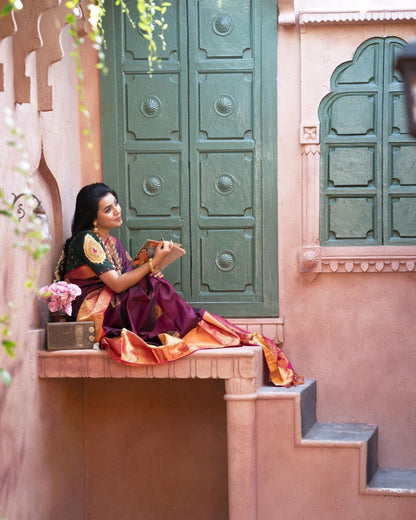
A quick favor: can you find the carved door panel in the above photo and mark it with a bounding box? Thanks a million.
[101,0,278,316]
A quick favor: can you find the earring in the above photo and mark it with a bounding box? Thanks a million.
[93,221,98,234]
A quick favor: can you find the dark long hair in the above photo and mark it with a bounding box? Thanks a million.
[71,182,117,235]
[54,183,118,280]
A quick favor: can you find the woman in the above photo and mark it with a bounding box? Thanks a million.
[56,183,303,387]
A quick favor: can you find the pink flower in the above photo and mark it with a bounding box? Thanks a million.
[38,281,81,316]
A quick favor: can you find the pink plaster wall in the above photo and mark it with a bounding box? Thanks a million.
[0,27,86,519]
[2,3,416,519]
[278,20,416,468]
[256,397,416,519]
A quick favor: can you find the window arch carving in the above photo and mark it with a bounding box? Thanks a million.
[299,37,416,278]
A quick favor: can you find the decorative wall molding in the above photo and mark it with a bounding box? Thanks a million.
[299,10,416,25]
[13,0,58,104]
[300,123,319,145]
[298,127,416,279]
[37,2,71,111]
[229,318,284,344]
[0,0,16,90]
[300,139,321,248]
[299,245,416,274]
[277,0,296,26]
[38,346,265,393]
[0,0,90,107]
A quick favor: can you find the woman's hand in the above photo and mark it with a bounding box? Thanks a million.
[151,267,164,279]
[152,240,173,268]
[100,239,171,293]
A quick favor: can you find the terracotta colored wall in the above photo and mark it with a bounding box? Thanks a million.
[277,18,416,468]
[84,379,228,520]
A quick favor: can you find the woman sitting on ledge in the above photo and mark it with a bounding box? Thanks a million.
[55,183,303,387]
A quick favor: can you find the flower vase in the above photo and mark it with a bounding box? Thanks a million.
[50,312,68,323]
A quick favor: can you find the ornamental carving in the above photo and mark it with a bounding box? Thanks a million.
[215,250,236,271]
[302,249,319,270]
[140,96,161,118]
[0,0,90,105]
[300,123,319,145]
[321,259,416,273]
[299,10,416,25]
[214,95,236,117]
[299,246,416,276]
[215,174,235,195]
[213,14,234,36]
[143,175,163,196]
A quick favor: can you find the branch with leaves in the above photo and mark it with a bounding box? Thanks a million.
[0,0,172,388]
[0,108,51,386]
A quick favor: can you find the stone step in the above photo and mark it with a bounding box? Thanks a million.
[368,468,416,496]
[303,421,379,483]
[258,380,416,496]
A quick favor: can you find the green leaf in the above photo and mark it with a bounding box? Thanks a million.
[0,368,12,387]
[2,339,16,357]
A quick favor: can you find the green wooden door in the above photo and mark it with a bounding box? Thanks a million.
[100,0,278,316]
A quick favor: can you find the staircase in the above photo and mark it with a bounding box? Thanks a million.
[38,344,416,519]
[256,380,416,519]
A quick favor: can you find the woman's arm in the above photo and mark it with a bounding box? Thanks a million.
[99,240,173,293]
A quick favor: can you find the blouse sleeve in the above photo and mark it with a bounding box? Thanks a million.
[70,231,115,276]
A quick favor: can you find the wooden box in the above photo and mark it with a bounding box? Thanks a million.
[46,321,96,351]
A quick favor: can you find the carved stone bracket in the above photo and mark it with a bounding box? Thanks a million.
[0,0,17,90]
[1,0,91,107]
[278,0,296,26]
[13,0,58,104]
[37,1,71,111]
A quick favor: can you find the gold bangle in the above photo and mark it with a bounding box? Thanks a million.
[148,258,157,275]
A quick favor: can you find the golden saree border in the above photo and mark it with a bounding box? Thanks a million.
[77,286,114,341]
[66,266,114,341]
[65,264,96,280]
[101,311,303,387]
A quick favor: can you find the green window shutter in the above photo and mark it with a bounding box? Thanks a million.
[319,37,416,246]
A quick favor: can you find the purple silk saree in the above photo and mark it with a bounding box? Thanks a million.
[66,235,303,387]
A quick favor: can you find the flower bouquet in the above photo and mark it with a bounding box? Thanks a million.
[38,281,81,318]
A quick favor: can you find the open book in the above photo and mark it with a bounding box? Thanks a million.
[131,239,185,271]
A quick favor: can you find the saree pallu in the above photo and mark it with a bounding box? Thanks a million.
[66,267,303,387]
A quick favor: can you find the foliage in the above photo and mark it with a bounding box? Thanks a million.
[0,108,51,386]
[0,0,172,385]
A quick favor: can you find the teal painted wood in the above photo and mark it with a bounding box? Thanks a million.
[383,38,416,244]
[100,0,278,316]
[319,37,416,246]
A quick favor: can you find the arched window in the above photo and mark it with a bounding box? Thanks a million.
[319,37,416,246]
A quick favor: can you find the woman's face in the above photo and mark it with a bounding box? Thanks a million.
[95,193,122,231]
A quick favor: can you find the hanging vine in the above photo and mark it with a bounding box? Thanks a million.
[0,0,172,387]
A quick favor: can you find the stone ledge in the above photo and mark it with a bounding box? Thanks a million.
[299,245,416,276]
[299,10,416,25]
[37,346,266,395]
